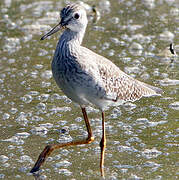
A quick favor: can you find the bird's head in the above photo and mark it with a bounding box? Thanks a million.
[41,4,88,40]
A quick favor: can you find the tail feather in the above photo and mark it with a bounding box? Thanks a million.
[140,81,163,95]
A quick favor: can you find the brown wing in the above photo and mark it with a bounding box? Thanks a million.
[80,47,162,103]
[96,56,162,102]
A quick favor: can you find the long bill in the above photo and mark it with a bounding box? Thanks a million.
[40,22,63,40]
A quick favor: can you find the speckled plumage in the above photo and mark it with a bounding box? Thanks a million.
[31,4,163,176]
[51,4,162,111]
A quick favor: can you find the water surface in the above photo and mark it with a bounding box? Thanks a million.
[0,0,178,179]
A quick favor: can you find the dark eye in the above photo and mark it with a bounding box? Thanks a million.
[74,13,80,19]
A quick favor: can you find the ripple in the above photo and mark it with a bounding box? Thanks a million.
[58,169,72,176]
[15,132,30,139]
[3,37,21,54]
[141,148,162,159]
[159,31,175,42]
[53,160,72,168]
[169,101,179,110]
[158,78,179,86]
[30,126,48,135]
[0,155,9,163]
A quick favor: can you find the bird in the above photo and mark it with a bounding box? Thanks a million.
[30,3,163,177]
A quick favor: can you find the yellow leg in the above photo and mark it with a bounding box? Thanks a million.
[100,112,106,177]
[30,107,94,173]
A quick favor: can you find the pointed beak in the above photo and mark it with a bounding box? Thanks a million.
[40,22,64,40]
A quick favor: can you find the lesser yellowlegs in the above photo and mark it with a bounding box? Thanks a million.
[30,4,162,177]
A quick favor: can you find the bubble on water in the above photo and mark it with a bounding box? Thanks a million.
[37,94,49,102]
[93,26,105,32]
[130,42,143,50]
[58,169,72,176]
[143,161,161,168]
[30,70,38,78]
[15,112,29,125]
[18,155,33,163]
[57,134,73,144]
[128,25,143,32]
[158,78,179,86]
[86,106,99,114]
[147,120,167,127]
[53,160,72,168]
[123,102,137,111]
[34,64,43,69]
[75,117,83,122]
[3,37,21,54]
[2,163,10,168]
[39,123,53,129]
[31,115,44,122]
[124,66,141,75]
[142,0,155,9]
[108,49,115,56]
[8,145,15,150]
[22,34,33,42]
[15,175,21,179]
[114,164,134,169]
[168,102,179,110]
[170,7,179,16]
[129,174,142,180]
[60,149,70,156]
[41,81,51,88]
[117,145,138,153]
[2,113,10,120]
[141,148,162,159]
[165,0,176,6]
[9,108,18,114]
[152,69,160,77]
[38,13,59,25]
[128,137,142,143]
[110,17,119,24]
[101,42,110,50]
[141,72,150,80]
[0,174,5,179]
[22,24,51,34]
[18,166,28,173]
[99,0,111,13]
[159,31,174,42]
[15,132,30,139]
[20,94,33,103]
[38,48,48,56]
[57,120,67,126]
[30,126,48,135]
[49,106,71,114]
[160,73,168,79]
[136,118,149,125]
[36,102,46,111]
[0,155,9,163]
[110,107,122,119]
[8,58,15,64]
[2,136,24,145]
[0,79,4,84]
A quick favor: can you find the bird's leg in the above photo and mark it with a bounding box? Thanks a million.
[100,111,106,177]
[81,107,94,141]
[30,107,94,173]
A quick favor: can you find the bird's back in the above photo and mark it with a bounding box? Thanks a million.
[69,46,163,110]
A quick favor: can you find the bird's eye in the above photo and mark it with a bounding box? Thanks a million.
[74,13,80,19]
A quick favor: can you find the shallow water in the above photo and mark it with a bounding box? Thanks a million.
[0,0,179,179]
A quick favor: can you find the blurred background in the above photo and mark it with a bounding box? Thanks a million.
[0,0,178,179]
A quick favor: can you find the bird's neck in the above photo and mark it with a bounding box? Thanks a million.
[56,28,85,59]
[61,28,85,47]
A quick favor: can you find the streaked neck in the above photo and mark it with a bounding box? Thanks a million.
[55,28,85,59]
[61,28,85,45]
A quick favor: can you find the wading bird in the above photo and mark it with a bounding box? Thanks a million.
[30,4,162,177]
